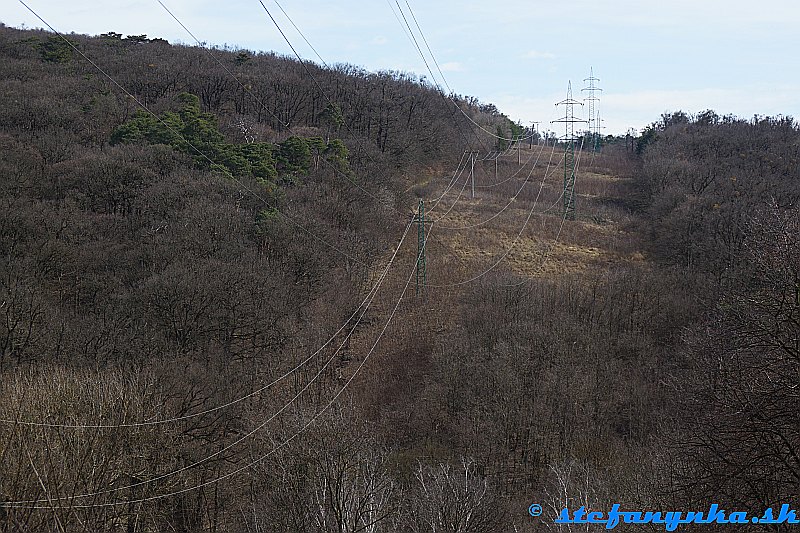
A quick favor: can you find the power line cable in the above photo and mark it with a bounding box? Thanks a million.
[3,222,423,509]
[391,1,489,153]
[474,141,545,189]
[431,163,471,221]
[426,152,470,212]
[257,0,391,172]
[243,0,471,216]
[426,142,564,288]
[2,221,412,506]
[2,1,413,438]
[427,143,550,228]
[16,0,366,269]
[156,0,288,127]
[0,226,409,429]
[272,0,328,67]
[155,1,411,220]
[500,137,586,288]
[434,142,557,230]
[268,0,482,200]
[251,0,455,219]
[401,0,527,143]
[384,0,419,53]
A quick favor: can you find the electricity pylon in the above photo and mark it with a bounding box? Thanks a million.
[582,68,602,152]
[552,82,586,221]
[530,121,540,147]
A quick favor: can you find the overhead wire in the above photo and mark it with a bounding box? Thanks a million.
[426,110,558,229]
[539,136,586,215]
[2,0,403,435]
[258,0,481,218]
[3,221,424,509]
[434,142,557,230]
[4,2,424,498]
[429,160,472,221]
[16,0,366,270]
[257,0,409,185]
[2,220,413,507]
[262,0,470,157]
[425,109,549,220]
[391,0,490,153]
[157,0,414,220]
[500,136,586,288]
[0,225,409,429]
[272,0,328,67]
[436,135,586,290]
[426,140,565,288]
[475,141,545,189]
[155,0,287,127]
[384,0,419,53]
[401,0,527,143]
[429,148,545,225]
[426,152,469,212]
[7,0,593,509]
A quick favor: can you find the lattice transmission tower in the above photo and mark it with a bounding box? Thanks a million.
[582,68,602,151]
[552,82,586,221]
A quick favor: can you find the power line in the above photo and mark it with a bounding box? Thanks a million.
[427,152,470,212]
[428,143,555,230]
[582,67,602,152]
[264,0,487,204]
[155,1,411,220]
[0,0,410,441]
[429,156,473,221]
[434,142,558,230]
[0,224,408,429]
[257,0,395,171]
[3,222,423,509]
[475,141,545,188]
[499,136,586,289]
[391,1,490,152]
[426,141,564,288]
[155,0,287,128]
[399,0,529,143]
[2,221,412,507]
[402,0,452,94]
[272,0,328,67]
[251,0,456,219]
[16,0,366,269]
[384,0,419,52]
[552,81,587,221]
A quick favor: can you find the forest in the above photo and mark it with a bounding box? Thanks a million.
[0,23,798,532]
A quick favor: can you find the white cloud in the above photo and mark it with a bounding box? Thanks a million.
[524,50,555,60]
[372,36,388,45]
[440,61,464,72]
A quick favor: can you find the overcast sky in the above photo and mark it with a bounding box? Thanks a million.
[5,0,799,135]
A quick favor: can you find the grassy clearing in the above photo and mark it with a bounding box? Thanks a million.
[419,148,646,283]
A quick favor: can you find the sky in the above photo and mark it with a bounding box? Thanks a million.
[5,0,799,135]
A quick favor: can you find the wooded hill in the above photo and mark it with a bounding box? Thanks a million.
[1,22,799,533]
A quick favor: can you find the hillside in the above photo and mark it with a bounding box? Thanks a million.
[1,23,799,533]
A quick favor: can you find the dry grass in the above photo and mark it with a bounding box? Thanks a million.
[422,149,648,283]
